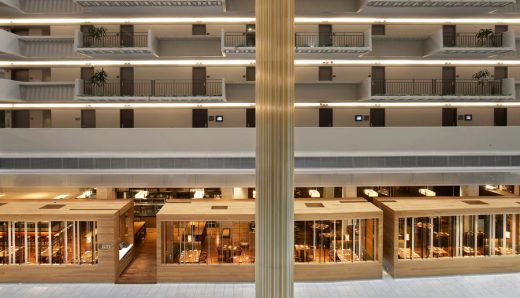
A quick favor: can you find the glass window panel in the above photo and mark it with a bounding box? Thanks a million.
[462,215,476,257]
[78,221,97,264]
[51,221,66,264]
[0,222,7,265]
[38,221,50,264]
[414,217,431,259]
[398,218,405,259]
[26,222,37,264]
[477,215,491,256]
[505,214,514,255]
[433,216,456,258]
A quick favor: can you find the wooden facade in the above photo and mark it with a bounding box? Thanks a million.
[376,197,520,278]
[0,199,134,283]
[156,199,383,282]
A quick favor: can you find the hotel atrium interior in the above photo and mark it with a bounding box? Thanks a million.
[2,0,520,297]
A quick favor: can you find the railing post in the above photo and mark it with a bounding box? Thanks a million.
[151,80,155,97]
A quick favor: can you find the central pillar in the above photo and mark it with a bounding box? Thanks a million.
[255,0,295,295]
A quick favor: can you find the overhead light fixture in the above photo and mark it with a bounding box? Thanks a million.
[134,190,149,199]
[308,189,321,198]
[485,185,498,190]
[418,188,436,197]
[0,194,4,197]
[193,190,205,199]
[76,190,93,199]
[53,194,69,200]
[363,189,378,198]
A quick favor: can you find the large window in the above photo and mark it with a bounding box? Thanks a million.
[0,221,97,265]
[294,219,378,263]
[398,214,519,260]
[162,221,255,265]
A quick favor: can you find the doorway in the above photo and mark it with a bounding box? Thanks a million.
[494,108,507,126]
[117,226,157,284]
[370,108,385,127]
[193,109,209,128]
[442,67,456,95]
[371,66,385,95]
[120,67,134,96]
[192,67,207,96]
[319,108,333,127]
[120,25,134,47]
[442,108,457,127]
[319,24,332,47]
[120,109,134,128]
[81,110,96,128]
[246,108,255,128]
[246,24,256,47]
[443,25,456,47]
[11,110,30,128]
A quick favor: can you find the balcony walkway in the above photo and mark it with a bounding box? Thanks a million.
[1,271,519,297]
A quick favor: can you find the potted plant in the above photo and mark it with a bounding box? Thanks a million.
[90,68,108,86]
[475,29,493,46]
[88,69,108,96]
[85,26,107,47]
[472,69,491,95]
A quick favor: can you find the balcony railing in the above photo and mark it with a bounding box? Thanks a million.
[223,32,365,48]
[82,79,223,97]
[223,32,256,47]
[443,32,503,48]
[82,32,149,48]
[371,79,503,96]
[295,33,365,48]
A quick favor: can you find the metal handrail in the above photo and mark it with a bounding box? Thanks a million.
[82,32,149,48]
[82,79,223,97]
[223,32,365,48]
[371,79,503,96]
[443,32,503,48]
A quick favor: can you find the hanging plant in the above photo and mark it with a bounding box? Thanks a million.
[88,26,108,40]
[90,68,108,86]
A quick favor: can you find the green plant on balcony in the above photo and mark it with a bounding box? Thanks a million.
[88,26,108,40]
[475,29,494,46]
[472,69,492,95]
[90,69,108,87]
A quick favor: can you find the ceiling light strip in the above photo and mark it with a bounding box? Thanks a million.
[1,102,519,109]
[1,60,519,67]
[0,17,518,25]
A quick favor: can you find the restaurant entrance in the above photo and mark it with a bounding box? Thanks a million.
[118,223,157,284]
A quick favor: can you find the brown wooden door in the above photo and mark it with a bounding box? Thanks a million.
[81,67,94,95]
[0,110,5,128]
[371,66,385,95]
[192,24,206,35]
[120,67,134,96]
[120,109,134,128]
[443,25,456,47]
[494,108,507,126]
[192,109,208,128]
[319,66,333,81]
[120,25,134,47]
[11,69,29,82]
[246,66,256,81]
[12,110,30,128]
[442,108,457,127]
[442,67,456,95]
[192,67,207,96]
[494,66,508,80]
[319,24,332,47]
[319,108,333,127]
[81,110,96,128]
[246,108,255,128]
[370,108,385,127]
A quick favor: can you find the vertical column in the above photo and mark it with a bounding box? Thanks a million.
[95,188,116,199]
[220,188,233,200]
[460,185,479,197]
[323,187,335,199]
[343,186,357,198]
[513,185,520,196]
[256,0,295,295]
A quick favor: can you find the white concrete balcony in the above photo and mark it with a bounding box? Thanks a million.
[221,29,372,57]
[362,77,516,102]
[0,29,82,59]
[74,29,158,57]
[74,0,225,7]
[0,79,76,102]
[74,79,226,102]
[426,29,516,57]
[362,0,515,7]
